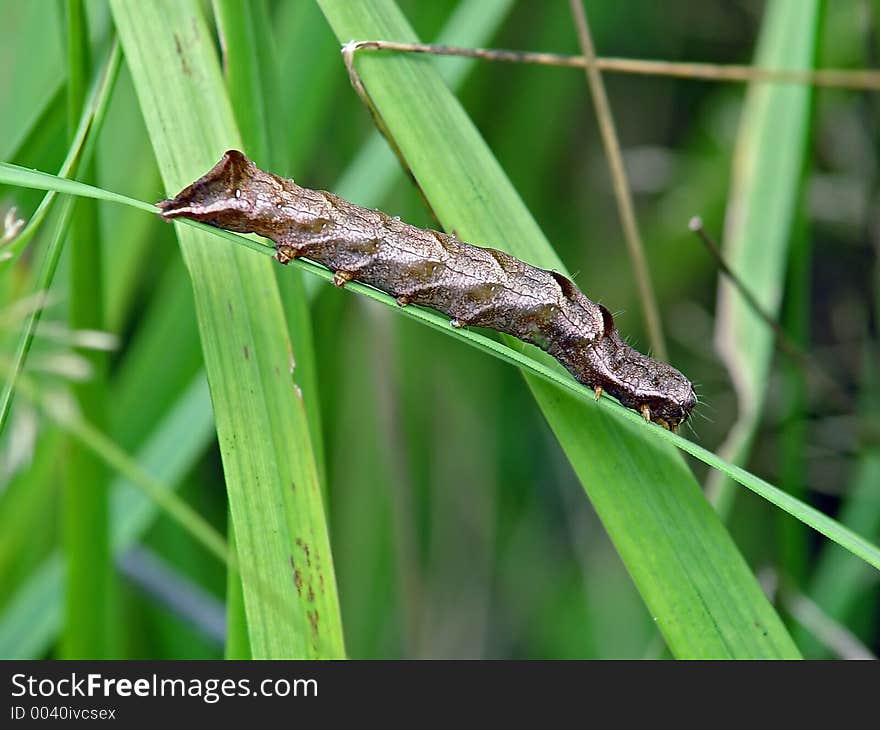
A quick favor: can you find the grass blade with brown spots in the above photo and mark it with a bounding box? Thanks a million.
[109,0,344,658]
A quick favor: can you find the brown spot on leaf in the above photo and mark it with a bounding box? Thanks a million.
[173,34,192,76]
[307,609,320,637]
[295,538,312,567]
[243,345,249,360]
[292,568,303,597]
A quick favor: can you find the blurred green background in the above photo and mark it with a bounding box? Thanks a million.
[0,0,878,659]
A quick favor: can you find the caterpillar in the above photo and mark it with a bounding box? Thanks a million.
[158,150,696,429]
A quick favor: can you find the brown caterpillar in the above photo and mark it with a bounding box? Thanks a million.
[158,150,696,429]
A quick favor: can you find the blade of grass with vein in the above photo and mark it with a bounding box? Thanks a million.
[4,163,880,574]
[272,0,342,173]
[214,0,321,657]
[109,0,343,659]
[709,0,820,515]
[778,218,810,586]
[214,0,326,487]
[213,0,282,170]
[61,0,113,659]
[211,8,279,658]
[319,0,799,659]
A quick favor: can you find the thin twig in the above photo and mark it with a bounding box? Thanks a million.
[341,41,444,228]
[689,217,851,413]
[345,40,880,91]
[567,0,666,360]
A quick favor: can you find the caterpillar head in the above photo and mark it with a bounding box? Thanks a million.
[628,356,697,430]
[590,307,696,429]
[157,150,285,238]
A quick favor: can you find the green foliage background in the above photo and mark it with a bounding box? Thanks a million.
[0,0,877,659]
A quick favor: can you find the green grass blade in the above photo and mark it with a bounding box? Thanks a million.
[5,163,879,576]
[0,162,154,214]
[709,0,821,514]
[214,0,325,652]
[225,524,252,659]
[109,0,343,659]
[213,0,282,169]
[214,0,327,489]
[272,0,343,173]
[60,0,113,659]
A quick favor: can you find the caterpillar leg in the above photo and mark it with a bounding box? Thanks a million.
[640,404,651,422]
[396,295,410,307]
[449,318,465,329]
[594,386,603,401]
[333,270,356,288]
[274,244,298,265]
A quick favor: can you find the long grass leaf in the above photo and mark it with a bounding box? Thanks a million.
[709,0,821,514]
[60,0,113,659]
[214,0,324,653]
[214,0,326,487]
[109,0,343,658]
